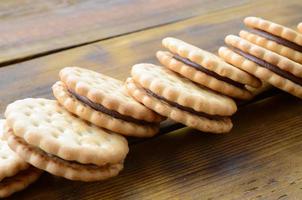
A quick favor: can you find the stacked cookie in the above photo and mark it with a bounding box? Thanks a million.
[126,63,236,133]
[5,99,129,182]
[0,120,42,198]
[124,36,266,134]
[52,67,164,137]
[1,16,301,197]
[156,37,262,100]
[219,17,302,99]
[2,66,166,191]
[3,66,166,186]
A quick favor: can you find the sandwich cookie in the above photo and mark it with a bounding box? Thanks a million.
[0,120,42,198]
[5,98,129,182]
[156,37,261,100]
[53,67,164,137]
[240,17,302,64]
[219,35,302,99]
[298,23,302,33]
[126,63,237,133]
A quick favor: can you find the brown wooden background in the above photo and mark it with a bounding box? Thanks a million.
[0,0,301,199]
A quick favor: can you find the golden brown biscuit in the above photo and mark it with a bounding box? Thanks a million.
[55,67,164,137]
[219,35,302,99]
[126,63,237,133]
[53,81,160,137]
[5,98,129,181]
[157,37,261,99]
[0,119,42,198]
[241,17,302,64]
[0,166,42,198]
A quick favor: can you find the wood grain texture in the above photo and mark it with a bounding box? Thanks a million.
[0,0,248,65]
[0,0,301,118]
[0,0,301,199]
[7,93,302,200]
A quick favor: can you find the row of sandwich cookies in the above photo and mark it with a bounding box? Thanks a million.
[1,16,301,197]
[0,51,241,197]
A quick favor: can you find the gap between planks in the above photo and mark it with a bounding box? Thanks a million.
[0,16,195,68]
[0,0,296,68]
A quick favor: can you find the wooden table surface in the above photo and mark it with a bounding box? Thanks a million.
[1,0,301,199]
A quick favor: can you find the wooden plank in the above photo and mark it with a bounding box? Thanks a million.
[0,0,249,65]
[0,0,301,118]
[8,93,302,199]
[0,1,301,199]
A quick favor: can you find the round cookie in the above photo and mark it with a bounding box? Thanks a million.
[5,128,123,182]
[219,35,302,99]
[126,78,232,133]
[5,98,129,181]
[241,17,302,64]
[53,81,160,137]
[127,63,237,133]
[54,67,164,137]
[0,120,42,198]
[157,37,261,99]
[0,166,41,198]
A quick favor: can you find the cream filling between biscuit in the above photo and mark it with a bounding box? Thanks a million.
[142,87,227,120]
[10,132,120,171]
[231,47,302,86]
[250,28,302,53]
[67,89,157,126]
[172,54,246,89]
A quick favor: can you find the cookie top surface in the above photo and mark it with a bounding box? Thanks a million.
[126,78,233,133]
[0,120,29,181]
[218,46,302,99]
[59,67,161,122]
[5,99,129,166]
[131,63,237,116]
[162,37,260,86]
[225,35,302,78]
[244,17,302,46]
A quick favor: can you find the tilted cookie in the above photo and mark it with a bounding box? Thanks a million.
[0,166,41,198]
[157,37,261,99]
[241,17,302,64]
[219,35,302,99]
[126,63,237,133]
[298,23,302,33]
[54,67,164,137]
[5,98,129,181]
[0,121,28,182]
[0,120,42,198]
